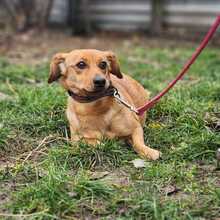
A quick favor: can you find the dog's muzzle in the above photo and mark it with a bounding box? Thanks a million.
[67,86,116,103]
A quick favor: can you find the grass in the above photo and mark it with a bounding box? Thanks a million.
[0,43,220,219]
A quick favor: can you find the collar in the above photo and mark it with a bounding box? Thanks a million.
[67,86,116,103]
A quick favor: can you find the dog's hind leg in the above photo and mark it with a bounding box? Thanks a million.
[131,126,161,160]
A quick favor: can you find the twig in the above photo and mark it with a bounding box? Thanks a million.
[0,211,58,219]
[22,136,49,163]
[21,136,67,161]
[6,136,68,167]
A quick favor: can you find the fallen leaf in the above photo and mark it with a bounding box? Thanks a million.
[131,159,147,168]
[67,191,77,198]
[101,170,130,187]
[90,171,110,180]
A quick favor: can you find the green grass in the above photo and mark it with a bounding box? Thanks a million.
[0,44,220,219]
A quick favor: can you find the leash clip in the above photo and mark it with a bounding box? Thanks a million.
[113,89,138,114]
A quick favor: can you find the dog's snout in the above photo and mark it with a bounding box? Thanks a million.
[93,75,106,88]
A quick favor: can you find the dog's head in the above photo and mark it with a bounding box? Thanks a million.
[48,49,122,95]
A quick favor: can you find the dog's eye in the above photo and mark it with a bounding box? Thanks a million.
[99,61,107,70]
[76,61,87,69]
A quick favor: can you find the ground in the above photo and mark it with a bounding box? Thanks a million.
[0,31,220,219]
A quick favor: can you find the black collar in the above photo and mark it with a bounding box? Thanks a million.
[67,86,116,103]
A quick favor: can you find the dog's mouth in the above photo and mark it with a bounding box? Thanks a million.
[67,85,116,103]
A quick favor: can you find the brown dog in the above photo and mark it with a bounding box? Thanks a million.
[48,49,160,160]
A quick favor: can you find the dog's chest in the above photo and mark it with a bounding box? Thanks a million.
[70,108,134,139]
[78,109,115,133]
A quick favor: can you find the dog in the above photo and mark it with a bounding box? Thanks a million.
[48,49,161,160]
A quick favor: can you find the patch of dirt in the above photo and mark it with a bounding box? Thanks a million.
[161,184,181,196]
[0,181,14,196]
[0,180,16,212]
[89,171,110,180]
[197,164,220,186]
[0,29,199,66]
[204,112,220,132]
[100,169,130,187]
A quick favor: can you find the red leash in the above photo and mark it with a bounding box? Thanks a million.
[136,15,220,116]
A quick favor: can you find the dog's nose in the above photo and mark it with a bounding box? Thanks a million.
[93,75,106,88]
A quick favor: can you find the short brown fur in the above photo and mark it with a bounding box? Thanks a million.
[48,49,161,160]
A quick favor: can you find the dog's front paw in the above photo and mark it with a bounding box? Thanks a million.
[141,148,161,160]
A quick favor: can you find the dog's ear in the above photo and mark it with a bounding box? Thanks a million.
[106,51,123,79]
[48,53,68,84]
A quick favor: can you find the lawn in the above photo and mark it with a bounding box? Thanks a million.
[0,42,220,219]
